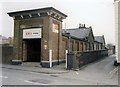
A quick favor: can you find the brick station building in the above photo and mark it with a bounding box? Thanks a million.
[8,7,106,68]
[8,7,67,67]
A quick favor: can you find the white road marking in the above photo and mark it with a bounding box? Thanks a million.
[24,80,47,85]
[0,76,8,79]
[108,67,118,79]
[75,71,79,75]
[29,72,41,74]
[109,67,118,74]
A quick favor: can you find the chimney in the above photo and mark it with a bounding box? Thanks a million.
[79,24,86,28]
[89,26,92,29]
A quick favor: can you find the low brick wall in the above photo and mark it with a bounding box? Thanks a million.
[67,49,108,70]
[2,45,13,64]
[77,50,108,67]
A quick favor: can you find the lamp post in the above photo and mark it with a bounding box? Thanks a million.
[68,35,71,53]
[66,33,71,53]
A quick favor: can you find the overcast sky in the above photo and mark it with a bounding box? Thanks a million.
[0,0,115,44]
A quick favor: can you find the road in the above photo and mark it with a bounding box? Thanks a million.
[1,55,118,85]
[58,55,118,85]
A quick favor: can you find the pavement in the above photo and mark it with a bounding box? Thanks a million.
[1,63,69,74]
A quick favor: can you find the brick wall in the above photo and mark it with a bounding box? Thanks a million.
[78,50,108,67]
[48,18,64,64]
[2,45,13,64]
[67,49,108,69]
[52,32,59,60]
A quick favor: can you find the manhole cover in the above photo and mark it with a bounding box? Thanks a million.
[29,79,52,84]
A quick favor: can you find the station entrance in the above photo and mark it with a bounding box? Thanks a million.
[22,39,41,62]
[22,28,42,62]
[25,39,41,62]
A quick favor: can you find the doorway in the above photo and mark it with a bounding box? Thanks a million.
[23,39,41,62]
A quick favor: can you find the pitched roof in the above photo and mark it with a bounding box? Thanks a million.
[95,36,105,44]
[0,35,7,40]
[63,28,91,39]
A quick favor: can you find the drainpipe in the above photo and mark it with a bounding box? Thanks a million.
[58,34,60,65]
[58,24,60,65]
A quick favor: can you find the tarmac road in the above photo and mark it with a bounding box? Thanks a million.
[58,55,118,85]
[1,67,99,85]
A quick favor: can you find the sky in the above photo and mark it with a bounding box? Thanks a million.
[0,0,115,44]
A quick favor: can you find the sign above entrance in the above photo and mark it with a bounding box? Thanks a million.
[23,28,41,39]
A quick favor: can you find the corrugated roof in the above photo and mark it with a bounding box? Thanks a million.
[63,28,91,39]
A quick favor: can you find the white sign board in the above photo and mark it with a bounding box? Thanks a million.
[23,28,41,39]
[53,29,59,33]
[52,23,59,33]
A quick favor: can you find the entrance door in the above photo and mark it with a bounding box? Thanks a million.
[22,28,42,62]
[26,39,41,62]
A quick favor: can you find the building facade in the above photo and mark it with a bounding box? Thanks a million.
[8,7,107,68]
[8,7,67,67]
[114,0,120,65]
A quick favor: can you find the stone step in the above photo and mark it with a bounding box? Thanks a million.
[22,62,41,67]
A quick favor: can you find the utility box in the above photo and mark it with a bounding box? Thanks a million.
[67,52,74,70]
[73,53,80,70]
[67,52,79,70]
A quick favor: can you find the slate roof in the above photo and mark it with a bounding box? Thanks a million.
[95,36,105,44]
[0,35,7,40]
[62,28,91,39]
